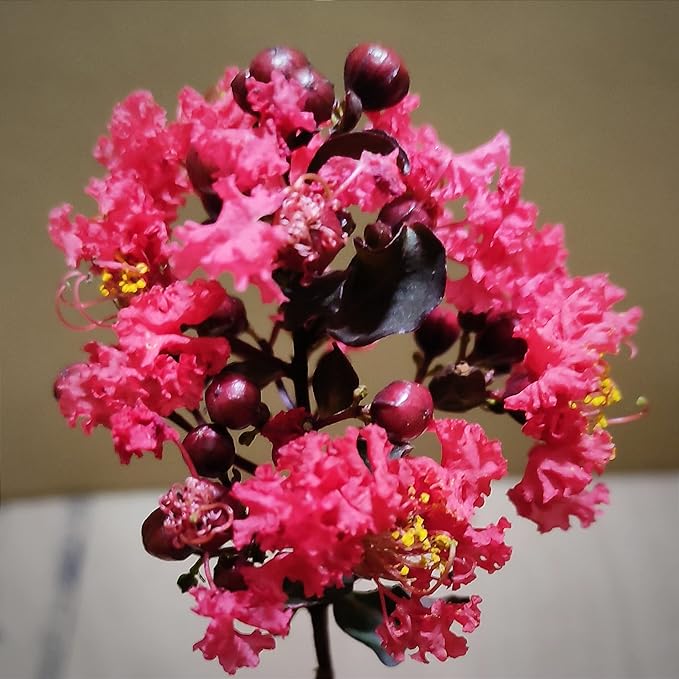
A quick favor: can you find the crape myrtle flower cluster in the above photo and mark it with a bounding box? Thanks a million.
[50,43,643,676]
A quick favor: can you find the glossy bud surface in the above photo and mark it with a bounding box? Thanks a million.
[370,380,433,441]
[344,43,410,111]
[206,374,262,430]
[183,424,236,477]
[415,307,460,358]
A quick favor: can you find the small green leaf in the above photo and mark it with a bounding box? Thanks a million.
[332,591,400,667]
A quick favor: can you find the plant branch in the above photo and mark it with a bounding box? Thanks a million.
[291,329,311,411]
[168,411,194,433]
[310,603,334,679]
[234,453,258,476]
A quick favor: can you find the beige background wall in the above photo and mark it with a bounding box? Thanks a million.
[1,1,677,499]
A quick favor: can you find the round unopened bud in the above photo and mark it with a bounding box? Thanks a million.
[344,43,410,111]
[185,148,222,218]
[378,195,434,229]
[213,556,247,591]
[183,424,236,478]
[230,69,254,115]
[141,508,192,561]
[457,311,487,333]
[468,317,527,371]
[370,380,433,441]
[195,295,247,338]
[291,66,335,124]
[250,46,310,83]
[206,373,262,430]
[363,220,395,249]
[415,307,460,358]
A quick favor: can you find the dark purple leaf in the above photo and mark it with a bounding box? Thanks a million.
[312,344,359,418]
[429,363,487,412]
[223,357,287,389]
[332,590,400,667]
[307,129,410,174]
[327,224,446,346]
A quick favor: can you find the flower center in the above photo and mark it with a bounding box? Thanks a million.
[359,490,456,595]
[99,260,150,298]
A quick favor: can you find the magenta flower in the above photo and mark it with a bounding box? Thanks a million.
[49,42,643,678]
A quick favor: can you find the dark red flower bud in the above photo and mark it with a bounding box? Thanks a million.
[214,563,247,591]
[457,311,487,333]
[141,508,192,561]
[370,380,433,441]
[230,69,255,115]
[378,195,434,229]
[344,43,410,111]
[206,373,262,430]
[250,46,309,83]
[415,307,460,358]
[335,89,363,133]
[183,424,235,478]
[185,148,222,219]
[363,220,396,249]
[195,295,247,338]
[468,317,527,372]
[291,66,335,124]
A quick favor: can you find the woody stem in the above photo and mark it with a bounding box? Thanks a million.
[310,603,334,679]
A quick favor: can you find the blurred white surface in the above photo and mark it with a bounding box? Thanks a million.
[1,474,677,679]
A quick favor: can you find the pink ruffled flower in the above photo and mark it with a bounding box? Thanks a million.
[231,422,510,667]
[246,70,317,142]
[378,594,482,663]
[273,176,346,280]
[54,347,187,463]
[319,150,406,212]
[171,177,286,302]
[191,573,292,675]
[114,279,231,370]
[93,90,189,219]
[177,82,289,196]
[159,477,234,550]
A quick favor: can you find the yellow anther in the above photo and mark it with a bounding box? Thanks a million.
[422,539,431,550]
[401,531,415,548]
[399,565,410,576]
[434,534,452,548]
[420,492,430,504]
[391,530,400,540]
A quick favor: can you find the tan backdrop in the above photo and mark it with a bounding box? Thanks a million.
[2,1,677,499]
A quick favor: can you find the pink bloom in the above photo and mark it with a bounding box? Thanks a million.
[246,70,317,141]
[378,594,482,663]
[171,177,286,302]
[191,575,292,675]
[233,423,511,600]
[114,279,231,371]
[432,418,507,519]
[274,177,346,280]
[319,150,406,212]
[507,430,615,532]
[159,477,233,550]
[54,342,213,463]
[177,83,289,195]
[93,90,188,220]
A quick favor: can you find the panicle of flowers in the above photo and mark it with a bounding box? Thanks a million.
[50,41,643,677]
